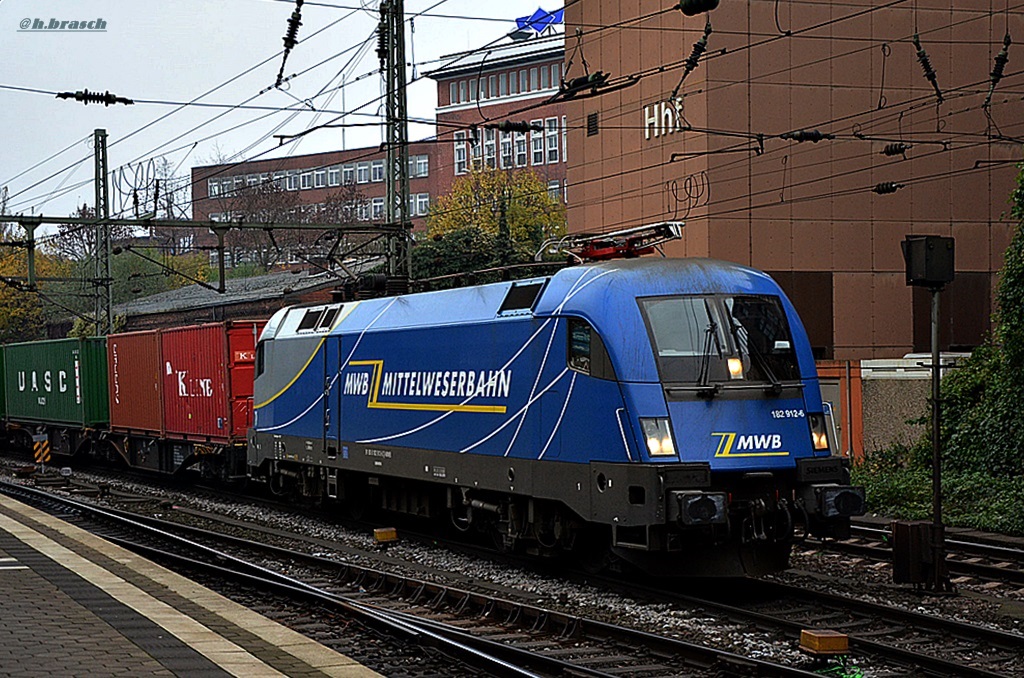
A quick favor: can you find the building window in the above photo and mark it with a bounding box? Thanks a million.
[510,71,518,95]
[471,131,482,170]
[469,78,478,101]
[408,193,430,216]
[286,171,299,191]
[484,128,497,169]
[530,68,538,91]
[358,202,369,220]
[459,80,466,103]
[300,171,313,189]
[546,117,559,163]
[342,164,354,184]
[454,131,467,175]
[540,66,549,90]
[551,63,561,88]
[547,180,560,200]
[520,69,528,92]
[208,179,221,197]
[371,196,384,219]
[371,159,384,182]
[357,162,370,183]
[531,120,544,165]
[500,131,513,169]
[328,166,340,186]
[247,174,259,186]
[499,73,507,97]
[314,169,327,188]
[409,154,429,178]
[515,131,527,167]
[489,75,497,100]
[234,176,244,190]
[449,82,457,105]
[562,115,567,163]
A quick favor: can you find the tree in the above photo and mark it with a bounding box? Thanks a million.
[212,178,369,273]
[426,167,566,258]
[0,247,72,343]
[911,158,1024,476]
[0,186,15,241]
[52,204,135,261]
[412,168,566,286]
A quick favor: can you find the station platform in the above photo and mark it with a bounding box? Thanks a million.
[0,494,380,677]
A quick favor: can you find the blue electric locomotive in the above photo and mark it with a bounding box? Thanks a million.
[248,258,864,576]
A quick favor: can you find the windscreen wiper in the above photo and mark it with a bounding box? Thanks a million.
[726,316,783,396]
[696,319,722,398]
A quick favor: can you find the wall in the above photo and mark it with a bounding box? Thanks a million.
[565,1,1024,359]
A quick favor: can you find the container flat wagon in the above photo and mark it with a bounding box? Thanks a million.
[106,321,262,477]
[1,338,109,455]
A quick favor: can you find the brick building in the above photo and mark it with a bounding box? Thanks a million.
[190,25,568,265]
[563,1,1024,360]
[430,31,568,201]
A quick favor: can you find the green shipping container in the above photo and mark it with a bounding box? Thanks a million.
[3,338,109,427]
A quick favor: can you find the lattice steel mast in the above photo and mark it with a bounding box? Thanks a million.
[378,0,411,287]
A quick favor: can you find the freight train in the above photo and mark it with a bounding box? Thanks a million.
[0,257,864,576]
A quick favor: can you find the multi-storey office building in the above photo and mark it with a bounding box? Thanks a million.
[430,31,568,202]
[563,1,1024,360]
[192,146,437,229]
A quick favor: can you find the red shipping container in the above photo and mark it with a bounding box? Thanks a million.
[160,321,263,443]
[107,331,163,434]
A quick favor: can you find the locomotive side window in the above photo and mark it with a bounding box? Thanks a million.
[255,341,265,378]
[567,318,616,380]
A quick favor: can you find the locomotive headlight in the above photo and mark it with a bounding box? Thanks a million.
[640,418,677,457]
[727,357,744,379]
[808,413,830,451]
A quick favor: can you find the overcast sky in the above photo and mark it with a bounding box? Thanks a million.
[0,0,563,222]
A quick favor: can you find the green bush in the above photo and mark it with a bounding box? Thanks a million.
[852,158,1024,535]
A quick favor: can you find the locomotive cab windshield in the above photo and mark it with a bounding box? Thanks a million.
[639,294,801,392]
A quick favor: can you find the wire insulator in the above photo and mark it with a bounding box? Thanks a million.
[283,0,304,51]
[881,142,911,157]
[912,34,943,104]
[984,33,1011,108]
[491,121,533,133]
[672,21,713,98]
[55,89,134,106]
[561,71,609,97]
[781,129,833,143]
[872,182,905,195]
[377,24,388,63]
[677,0,720,17]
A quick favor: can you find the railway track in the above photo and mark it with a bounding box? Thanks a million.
[809,522,1024,588]
[9,473,1024,676]
[1,479,826,678]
